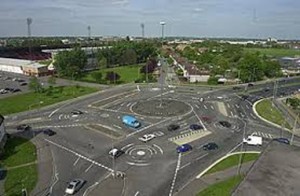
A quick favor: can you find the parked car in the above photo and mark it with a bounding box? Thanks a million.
[190,124,203,131]
[167,124,180,131]
[243,135,262,146]
[109,148,125,158]
[176,144,192,153]
[219,121,231,128]
[65,179,85,195]
[139,134,156,142]
[11,88,21,93]
[17,124,31,131]
[20,82,28,86]
[273,138,290,145]
[203,142,219,151]
[122,115,141,128]
[43,129,56,136]
[71,110,84,116]
[247,83,254,87]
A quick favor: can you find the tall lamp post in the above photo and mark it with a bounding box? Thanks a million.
[26,18,33,61]
[159,21,165,108]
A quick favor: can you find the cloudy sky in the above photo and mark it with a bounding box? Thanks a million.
[1,0,300,39]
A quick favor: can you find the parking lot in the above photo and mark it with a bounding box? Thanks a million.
[0,71,30,97]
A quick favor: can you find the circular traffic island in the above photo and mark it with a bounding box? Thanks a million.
[131,99,191,117]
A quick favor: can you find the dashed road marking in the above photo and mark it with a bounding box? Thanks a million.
[169,153,181,196]
[246,105,250,109]
[235,104,240,108]
[113,124,122,129]
[179,162,190,170]
[73,157,80,166]
[195,104,199,109]
[85,162,94,172]
[210,105,214,110]
[196,153,209,161]
[203,105,208,110]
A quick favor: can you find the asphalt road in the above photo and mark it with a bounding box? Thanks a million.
[4,67,300,196]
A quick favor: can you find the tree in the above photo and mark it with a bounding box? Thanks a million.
[91,72,103,83]
[53,47,87,79]
[97,56,107,69]
[29,76,42,93]
[262,60,282,78]
[238,53,264,83]
[105,71,120,83]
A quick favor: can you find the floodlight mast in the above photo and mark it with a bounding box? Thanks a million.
[87,25,91,39]
[160,21,165,39]
[141,23,145,38]
[26,18,33,61]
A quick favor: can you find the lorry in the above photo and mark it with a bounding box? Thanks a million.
[122,115,141,128]
[243,135,262,146]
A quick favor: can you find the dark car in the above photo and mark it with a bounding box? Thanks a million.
[12,88,21,93]
[247,83,254,87]
[219,121,231,128]
[71,110,84,116]
[43,129,56,136]
[241,94,249,100]
[20,82,28,86]
[17,124,31,131]
[190,124,203,131]
[176,144,192,153]
[273,138,290,145]
[203,142,219,150]
[168,124,180,131]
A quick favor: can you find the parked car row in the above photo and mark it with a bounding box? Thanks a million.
[0,87,22,94]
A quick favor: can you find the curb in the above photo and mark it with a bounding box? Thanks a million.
[252,98,291,132]
[196,151,261,179]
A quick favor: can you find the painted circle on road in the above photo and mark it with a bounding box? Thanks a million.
[137,151,146,156]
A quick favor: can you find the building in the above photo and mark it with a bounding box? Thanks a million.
[0,114,7,154]
[0,57,50,77]
[279,57,300,75]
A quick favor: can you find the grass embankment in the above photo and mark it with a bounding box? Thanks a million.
[0,137,38,196]
[0,86,98,115]
[205,153,259,175]
[256,99,292,129]
[197,175,243,196]
[245,48,300,57]
[82,65,142,84]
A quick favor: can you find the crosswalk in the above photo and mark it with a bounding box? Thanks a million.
[168,130,206,141]
[152,131,165,137]
[251,131,274,139]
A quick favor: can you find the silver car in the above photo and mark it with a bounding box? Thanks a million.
[65,179,85,195]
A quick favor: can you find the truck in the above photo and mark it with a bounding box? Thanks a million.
[122,115,141,128]
[243,135,262,146]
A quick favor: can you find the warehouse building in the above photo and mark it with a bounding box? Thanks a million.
[0,57,49,77]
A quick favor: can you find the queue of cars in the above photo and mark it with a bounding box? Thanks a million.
[0,74,27,95]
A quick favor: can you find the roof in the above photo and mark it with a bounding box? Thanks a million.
[122,115,137,122]
[0,57,46,69]
[232,141,300,196]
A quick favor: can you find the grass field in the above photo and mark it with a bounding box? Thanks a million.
[0,86,98,115]
[256,99,292,129]
[205,153,260,175]
[0,137,38,196]
[82,65,142,84]
[244,48,300,57]
[197,175,243,196]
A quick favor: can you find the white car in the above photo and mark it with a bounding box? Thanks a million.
[65,179,85,195]
[138,134,156,142]
[243,135,262,146]
[109,148,125,158]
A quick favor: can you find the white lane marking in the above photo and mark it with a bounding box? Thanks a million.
[169,153,181,196]
[227,142,242,154]
[126,102,132,107]
[246,105,250,109]
[210,105,214,110]
[179,162,191,170]
[153,144,164,154]
[134,191,140,196]
[227,104,231,108]
[83,173,111,196]
[192,108,207,131]
[49,108,60,118]
[235,104,240,108]
[137,85,140,92]
[121,143,134,151]
[250,113,257,119]
[196,153,209,161]
[195,104,199,109]
[203,105,208,110]
[113,124,122,129]
[58,114,63,120]
[48,148,59,195]
[44,139,113,172]
[230,111,234,117]
[121,103,125,106]
[85,162,94,172]
[73,157,80,166]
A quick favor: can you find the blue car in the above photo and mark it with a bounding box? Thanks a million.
[122,115,141,128]
[190,124,203,131]
[273,138,290,145]
[176,144,192,153]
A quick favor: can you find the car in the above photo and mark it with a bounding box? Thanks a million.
[109,148,125,158]
[43,129,56,136]
[0,89,8,94]
[243,135,262,146]
[203,142,219,150]
[176,144,192,153]
[219,121,231,128]
[241,94,249,100]
[167,124,180,131]
[122,115,141,128]
[273,137,290,144]
[190,124,203,131]
[248,83,254,87]
[264,87,270,92]
[139,134,156,142]
[11,88,21,93]
[65,179,85,195]
[199,97,204,102]
[71,110,84,116]
[17,124,31,131]
[20,82,27,86]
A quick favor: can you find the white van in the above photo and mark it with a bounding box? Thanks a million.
[243,136,262,146]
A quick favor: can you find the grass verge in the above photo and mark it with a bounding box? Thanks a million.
[0,137,38,196]
[197,175,243,196]
[205,153,259,175]
[0,86,98,115]
[81,64,142,84]
[256,99,292,129]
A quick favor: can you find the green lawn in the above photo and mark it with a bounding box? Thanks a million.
[4,165,38,196]
[81,65,142,84]
[0,137,38,196]
[0,86,98,115]
[256,99,292,129]
[0,137,36,167]
[197,175,243,196]
[206,153,259,175]
[244,48,300,57]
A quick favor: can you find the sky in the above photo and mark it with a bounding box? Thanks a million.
[0,0,300,39]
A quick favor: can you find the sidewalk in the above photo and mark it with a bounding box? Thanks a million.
[175,161,254,196]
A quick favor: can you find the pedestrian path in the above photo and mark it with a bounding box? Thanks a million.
[251,131,274,139]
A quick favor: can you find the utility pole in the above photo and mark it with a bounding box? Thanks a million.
[159,21,166,108]
[141,23,145,38]
[26,18,33,61]
[291,114,299,145]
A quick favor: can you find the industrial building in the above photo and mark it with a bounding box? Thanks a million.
[0,57,49,77]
